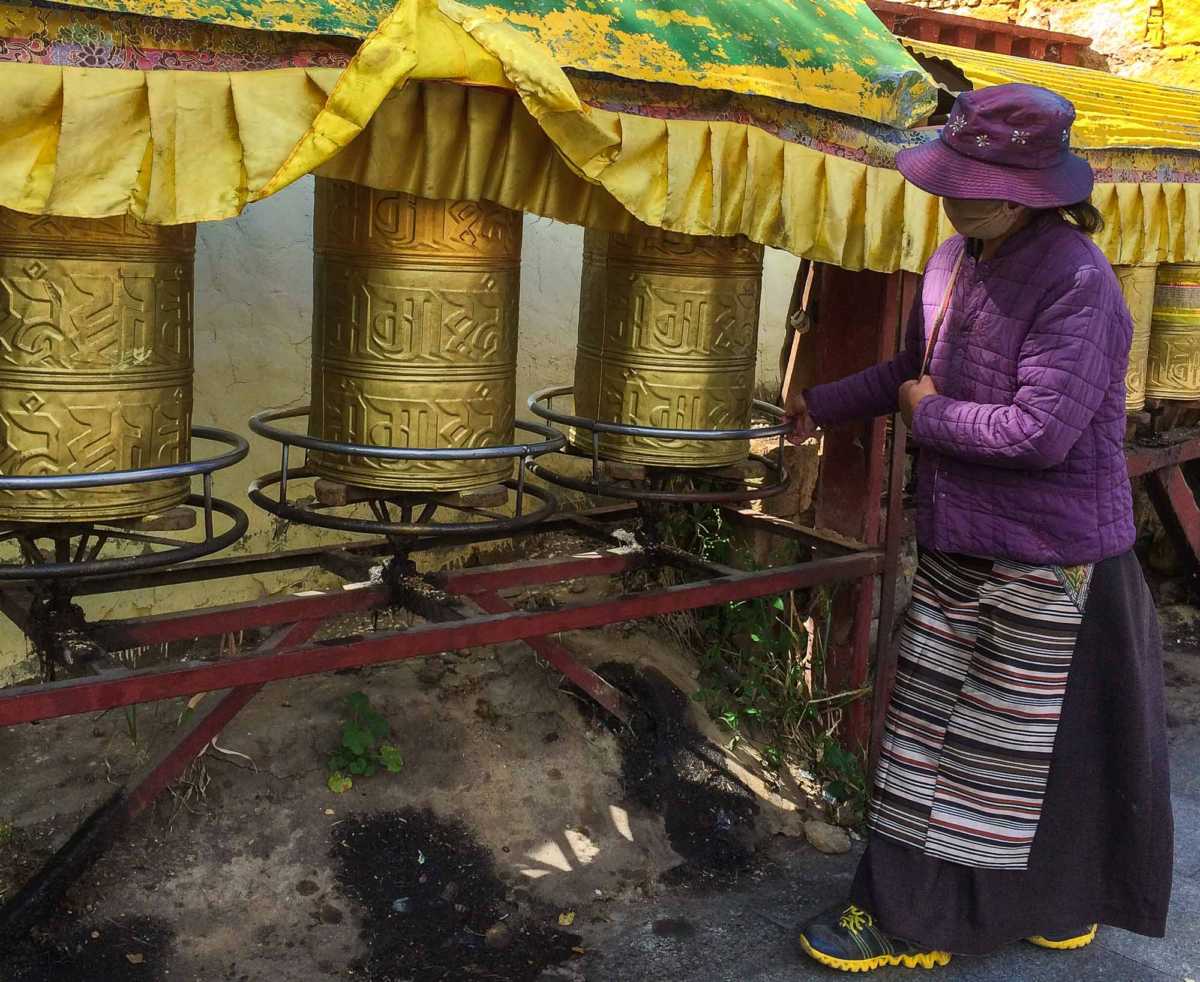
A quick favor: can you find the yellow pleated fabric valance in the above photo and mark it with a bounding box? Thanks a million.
[0,0,1197,274]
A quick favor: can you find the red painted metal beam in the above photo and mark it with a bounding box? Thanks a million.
[1126,437,1200,478]
[91,551,645,650]
[92,584,390,649]
[0,552,881,727]
[122,619,326,816]
[1146,464,1200,574]
[436,550,640,596]
[124,684,263,816]
[467,590,630,721]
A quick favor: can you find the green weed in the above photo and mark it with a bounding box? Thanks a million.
[655,504,868,817]
[327,691,405,794]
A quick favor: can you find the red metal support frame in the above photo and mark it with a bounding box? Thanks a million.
[1145,464,1200,574]
[463,590,630,721]
[0,549,881,728]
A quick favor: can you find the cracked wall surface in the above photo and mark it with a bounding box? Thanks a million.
[0,178,799,681]
[902,0,1200,89]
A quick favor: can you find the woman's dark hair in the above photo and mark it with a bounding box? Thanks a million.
[1057,200,1105,235]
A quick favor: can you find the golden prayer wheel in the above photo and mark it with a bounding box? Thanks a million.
[0,210,194,524]
[572,227,764,468]
[309,180,521,493]
[1146,263,1200,401]
[1115,264,1157,412]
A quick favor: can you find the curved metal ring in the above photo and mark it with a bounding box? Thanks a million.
[0,495,249,581]
[0,426,248,491]
[248,468,556,539]
[526,451,789,505]
[527,385,792,441]
[249,407,566,461]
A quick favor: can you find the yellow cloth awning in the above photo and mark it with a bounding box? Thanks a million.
[904,38,1200,152]
[0,0,1197,274]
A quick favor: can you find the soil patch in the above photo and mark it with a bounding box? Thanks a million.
[588,663,760,886]
[7,915,173,982]
[332,808,581,981]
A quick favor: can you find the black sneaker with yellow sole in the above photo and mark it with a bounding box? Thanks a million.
[799,904,952,973]
[1027,925,1099,950]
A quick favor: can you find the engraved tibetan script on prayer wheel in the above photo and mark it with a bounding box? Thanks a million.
[572,227,764,468]
[1115,264,1157,412]
[1146,263,1200,401]
[0,210,194,523]
[309,180,521,492]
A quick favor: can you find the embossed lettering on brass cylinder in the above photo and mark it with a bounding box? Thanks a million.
[572,227,764,468]
[309,180,521,492]
[1146,263,1200,401]
[1115,264,1157,412]
[0,210,194,523]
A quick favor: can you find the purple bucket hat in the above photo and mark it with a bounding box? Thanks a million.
[896,82,1094,208]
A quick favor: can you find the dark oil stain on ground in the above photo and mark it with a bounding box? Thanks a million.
[589,663,760,886]
[6,915,173,982]
[332,808,581,981]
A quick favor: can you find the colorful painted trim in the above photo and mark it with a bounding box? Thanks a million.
[0,0,355,70]
[33,0,938,128]
[570,72,928,172]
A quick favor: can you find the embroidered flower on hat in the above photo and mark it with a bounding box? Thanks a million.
[947,113,967,136]
[1011,129,1030,144]
[1061,128,1069,143]
[976,133,991,148]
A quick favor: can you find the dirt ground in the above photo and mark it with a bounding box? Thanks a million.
[0,569,819,982]
[4,578,1200,982]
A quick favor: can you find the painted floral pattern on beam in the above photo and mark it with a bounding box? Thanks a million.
[0,0,355,69]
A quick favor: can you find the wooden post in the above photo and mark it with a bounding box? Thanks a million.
[809,266,915,749]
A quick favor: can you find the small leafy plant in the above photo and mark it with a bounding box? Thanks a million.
[327,691,404,794]
[651,502,869,817]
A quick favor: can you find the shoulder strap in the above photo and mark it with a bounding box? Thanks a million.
[919,250,965,377]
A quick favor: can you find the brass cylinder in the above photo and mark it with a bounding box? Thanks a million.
[309,180,521,492]
[1116,264,1157,412]
[1146,263,1200,401]
[572,227,764,467]
[0,210,194,523]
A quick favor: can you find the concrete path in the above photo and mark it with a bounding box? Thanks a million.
[580,710,1200,981]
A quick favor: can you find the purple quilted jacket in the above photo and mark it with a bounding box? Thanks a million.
[806,213,1134,566]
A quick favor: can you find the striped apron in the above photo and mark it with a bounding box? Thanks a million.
[871,551,1094,870]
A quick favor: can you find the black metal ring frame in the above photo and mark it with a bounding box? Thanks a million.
[525,385,793,504]
[0,427,250,580]
[247,407,563,539]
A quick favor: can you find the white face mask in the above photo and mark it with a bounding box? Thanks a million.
[943,198,1028,241]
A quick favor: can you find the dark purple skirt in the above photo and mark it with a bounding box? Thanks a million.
[849,550,1173,955]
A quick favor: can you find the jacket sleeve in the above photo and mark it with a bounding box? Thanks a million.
[804,286,925,428]
[910,265,1113,470]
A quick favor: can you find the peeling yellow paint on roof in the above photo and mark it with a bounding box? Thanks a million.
[633,8,714,31]
[906,38,1200,150]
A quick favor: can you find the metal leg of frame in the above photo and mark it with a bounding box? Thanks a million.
[0,619,323,940]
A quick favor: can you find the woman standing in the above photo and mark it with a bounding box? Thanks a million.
[790,83,1172,971]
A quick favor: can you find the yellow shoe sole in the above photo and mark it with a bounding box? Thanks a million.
[800,936,953,973]
[1027,924,1098,951]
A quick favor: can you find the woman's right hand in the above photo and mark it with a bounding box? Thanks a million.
[784,389,816,446]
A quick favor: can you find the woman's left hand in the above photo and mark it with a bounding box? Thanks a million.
[900,375,938,427]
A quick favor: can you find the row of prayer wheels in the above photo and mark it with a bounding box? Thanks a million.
[0,181,764,524]
[0,182,1195,526]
